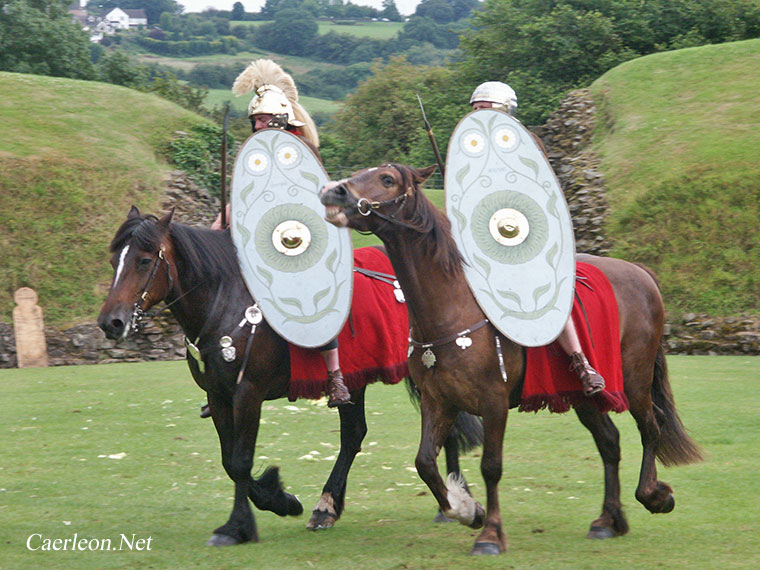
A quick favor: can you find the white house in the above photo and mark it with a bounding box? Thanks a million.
[104,7,147,30]
[124,9,148,28]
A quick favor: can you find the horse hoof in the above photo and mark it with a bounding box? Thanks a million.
[587,526,618,539]
[471,542,502,556]
[287,494,304,516]
[433,510,457,523]
[660,493,675,513]
[306,510,337,531]
[468,503,486,529]
[206,533,241,546]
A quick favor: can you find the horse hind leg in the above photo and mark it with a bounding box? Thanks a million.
[307,387,368,530]
[247,466,304,517]
[627,352,676,514]
[574,403,629,538]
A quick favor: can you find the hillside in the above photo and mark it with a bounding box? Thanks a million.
[1,40,758,329]
[0,72,209,326]
[591,39,760,315]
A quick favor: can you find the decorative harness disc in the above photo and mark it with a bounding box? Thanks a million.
[230,129,353,348]
[444,109,575,347]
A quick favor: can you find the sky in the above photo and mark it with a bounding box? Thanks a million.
[177,1,422,17]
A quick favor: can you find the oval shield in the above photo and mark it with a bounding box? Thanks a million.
[230,129,353,348]
[444,109,575,347]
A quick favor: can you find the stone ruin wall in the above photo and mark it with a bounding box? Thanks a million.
[1,104,758,368]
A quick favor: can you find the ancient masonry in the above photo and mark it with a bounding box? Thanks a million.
[1,106,758,368]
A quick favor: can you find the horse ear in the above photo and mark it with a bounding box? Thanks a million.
[157,207,175,229]
[414,165,438,185]
[128,205,141,218]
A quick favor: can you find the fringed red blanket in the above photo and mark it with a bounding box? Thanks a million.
[288,247,410,400]
[520,262,629,414]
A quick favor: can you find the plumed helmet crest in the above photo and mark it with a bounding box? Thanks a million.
[232,59,319,148]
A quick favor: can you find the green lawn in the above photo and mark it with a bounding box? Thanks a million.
[1,356,758,569]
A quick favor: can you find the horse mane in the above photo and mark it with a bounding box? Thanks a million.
[110,213,242,288]
[390,164,464,277]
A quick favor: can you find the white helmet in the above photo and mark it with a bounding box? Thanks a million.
[470,81,518,115]
[247,84,305,127]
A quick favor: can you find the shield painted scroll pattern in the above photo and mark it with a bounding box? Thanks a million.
[445,109,575,347]
[230,129,353,348]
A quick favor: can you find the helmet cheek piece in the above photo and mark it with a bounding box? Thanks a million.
[267,114,289,130]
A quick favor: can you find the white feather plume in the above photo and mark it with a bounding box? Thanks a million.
[232,59,319,148]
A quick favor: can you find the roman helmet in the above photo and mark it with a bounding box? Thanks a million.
[232,59,319,147]
[470,81,518,115]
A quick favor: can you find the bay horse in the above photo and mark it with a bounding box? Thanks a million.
[319,164,703,555]
[97,206,481,546]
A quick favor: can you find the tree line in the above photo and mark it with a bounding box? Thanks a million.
[3,0,759,173]
[321,0,760,170]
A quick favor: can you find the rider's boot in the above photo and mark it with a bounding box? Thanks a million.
[569,352,605,396]
[326,369,352,407]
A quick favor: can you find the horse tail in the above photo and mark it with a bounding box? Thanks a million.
[652,341,704,466]
[405,378,484,453]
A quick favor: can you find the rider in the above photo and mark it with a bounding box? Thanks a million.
[207,60,352,412]
[469,81,605,396]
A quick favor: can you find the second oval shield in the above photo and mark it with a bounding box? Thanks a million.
[445,109,575,347]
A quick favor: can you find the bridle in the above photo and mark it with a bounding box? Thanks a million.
[127,245,174,334]
[352,165,424,233]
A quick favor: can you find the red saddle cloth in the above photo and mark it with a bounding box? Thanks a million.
[520,262,629,414]
[288,247,410,400]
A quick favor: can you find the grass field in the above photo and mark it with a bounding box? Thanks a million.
[231,20,405,40]
[1,356,758,569]
[134,51,344,77]
[204,88,342,117]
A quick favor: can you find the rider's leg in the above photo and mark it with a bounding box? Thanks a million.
[556,318,605,396]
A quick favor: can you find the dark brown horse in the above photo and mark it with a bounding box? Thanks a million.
[320,164,703,555]
[97,206,482,546]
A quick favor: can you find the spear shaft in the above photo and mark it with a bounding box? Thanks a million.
[416,94,445,177]
[220,102,231,228]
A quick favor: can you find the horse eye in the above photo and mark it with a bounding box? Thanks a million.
[381,175,394,187]
[138,257,153,267]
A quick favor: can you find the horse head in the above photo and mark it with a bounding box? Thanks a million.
[97,206,178,340]
[320,164,437,233]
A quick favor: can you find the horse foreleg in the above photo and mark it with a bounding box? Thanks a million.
[415,397,484,530]
[432,434,466,523]
[206,391,258,546]
[574,403,629,538]
[308,387,367,530]
[470,406,508,556]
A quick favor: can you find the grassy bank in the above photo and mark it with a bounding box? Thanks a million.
[0,356,757,568]
[592,39,760,315]
[0,72,208,326]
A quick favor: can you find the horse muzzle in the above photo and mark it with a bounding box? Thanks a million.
[97,305,132,340]
[319,181,357,227]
